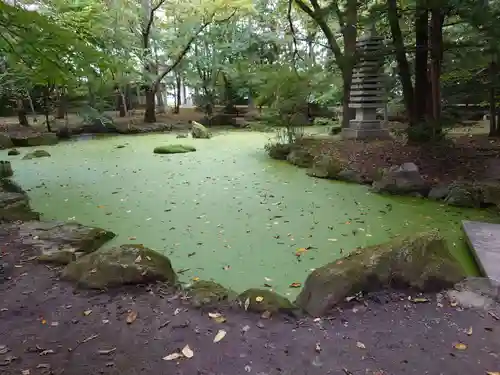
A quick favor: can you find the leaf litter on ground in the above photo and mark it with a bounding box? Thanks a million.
[213,330,227,343]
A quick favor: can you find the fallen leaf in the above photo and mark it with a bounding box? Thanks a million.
[192,277,200,281]
[261,311,271,319]
[315,342,321,353]
[244,298,250,311]
[454,342,467,350]
[466,327,473,336]
[98,348,116,355]
[21,370,30,375]
[163,352,182,361]
[134,255,142,263]
[486,372,500,375]
[241,325,250,333]
[213,330,227,343]
[174,308,181,316]
[83,309,92,316]
[0,345,9,355]
[36,364,50,369]
[411,297,429,303]
[208,312,226,323]
[129,236,137,240]
[289,282,301,288]
[450,300,458,307]
[97,205,104,208]
[255,296,264,303]
[489,311,499,320]
[181,345,194,358]
[50,321,59,327]
[39,349,54,356]
[356,341,366,349]
[126,311,137,324]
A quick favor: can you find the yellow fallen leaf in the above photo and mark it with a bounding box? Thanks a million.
[181,345,194,358]
[289,282,302,288]
[255,296,264,303]
[97,205,104,208]
[192,277,200,281]
[208,312,226,323]
[411,297,429,303]
[83,309,92,316]
[486,372,500,375]
[356,341,366,349]
[163,352,182,361]
[454,343,467,350]
[466,327,473,336]
[126,311,137,324]
[450,300,458,307]
[213,329,226,343]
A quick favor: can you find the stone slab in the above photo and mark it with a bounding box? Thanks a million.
[341,127,391,140]
[462,221,500,283]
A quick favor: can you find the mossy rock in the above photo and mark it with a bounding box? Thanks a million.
[0,134,14,149]
[266,143,292,160]
[187,280,237,307]
[11,133,58,147]
[23,149,51,160]
[153,144,196,154]
[286,149,314,168]
[295,231,465,316]
[7,149,20,156]
[238,288,297,313]
[61,244,177,289]
[306,156,342,179]
[191,121,211,139]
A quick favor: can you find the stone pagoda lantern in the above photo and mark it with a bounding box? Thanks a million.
[341,27,390,140]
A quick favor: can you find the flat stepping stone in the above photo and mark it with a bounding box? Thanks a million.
[462,220,500,284]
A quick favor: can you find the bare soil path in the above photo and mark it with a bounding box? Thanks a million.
[1,228,499,375]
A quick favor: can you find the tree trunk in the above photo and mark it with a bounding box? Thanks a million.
[387,0,415,123]
[341,74,355,128]
[144,86,156,123]
[115,86,126,117]
[175,73,181,114]
[429,7,444,128]
[156,87,165,114]
[222,74,236,114]
[16,99,29,126]
[182,79,187,105]
[43,84,51,132]
[414,0,429,122]
[488,60,498,136]
[56,87,66,119]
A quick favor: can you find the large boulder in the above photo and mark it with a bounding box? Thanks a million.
[200,114,237,127]
[238,288,297,314]
[444,181,483,208]
[153,144,196,154]
[266,143,292,160]
[0,134,14,149]
[191,121,211,139]
[0,161,13,178]
[10,132,58,147]
[23,149,51,160]
[287,149,314,168]
[15,221,115,264]
[61,244,177,289]
[0,191,38,222]
[295,231,465,316]
[306,155,342,179]
[187,280,237,307]
[371,162,429,196]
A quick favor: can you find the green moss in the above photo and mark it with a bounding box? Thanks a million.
[153,144,196,154]
[23,150,51,160]
[238,288,297,313]
[187,280,237,307]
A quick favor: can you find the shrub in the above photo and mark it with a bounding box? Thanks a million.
[265,142,292,160]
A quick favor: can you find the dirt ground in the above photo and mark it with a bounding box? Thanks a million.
[1,227,499,375]
[299,122,500,185]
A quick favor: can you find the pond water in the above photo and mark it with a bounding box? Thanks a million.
[4,131,498,298]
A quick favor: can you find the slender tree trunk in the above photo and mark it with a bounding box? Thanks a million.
[43,84,51,132]
[156,87,165,114]
[144,85,156,123]
[488,60,498,136]
[16,98,29,126]
[429,7,444,129]
[387,0,415,123]
[182,79,187,104]
[175,73,181,114]
[56,87,66,119]
[414,0,429,122]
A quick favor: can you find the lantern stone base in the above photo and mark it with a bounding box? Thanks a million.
[341,121,391,140]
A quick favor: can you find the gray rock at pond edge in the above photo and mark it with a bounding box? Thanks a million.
[371,162,429,195]
[337,169,369,184]
[428,184,450,200]
[61,244,177,289]
[238,288,297,314]
[0,134,14,149]
[287,149,314,168]
[295,231,465,316]
[22,150,51,160]
[0,161,13,178]
[306,155,342,179]
[444,181,482,208]
[7,149,20,156]
[187,280,237,307]
[191,121,211,139]
[12,221,115,265]
[10,132,58,147]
